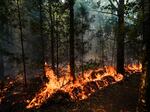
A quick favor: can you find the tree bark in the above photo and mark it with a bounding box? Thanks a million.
[0,54,4,90]
[48,0,55,71]
[116,0,125,74]
[0,54,4,78]
[17,0,27,87]
[55,11,59,75]
[81,17,84,76]
[143,0,150,111]
[138,0,150,111]
[0,18,4,82]
[101,38,104,66]
[39,0,46,77]
[69,0,76,81]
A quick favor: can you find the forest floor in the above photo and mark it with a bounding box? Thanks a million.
[0,73,141,112]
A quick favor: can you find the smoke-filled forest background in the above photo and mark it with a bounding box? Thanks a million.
[0,0,143,77]
[0,0,150,112]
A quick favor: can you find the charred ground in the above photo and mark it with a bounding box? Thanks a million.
[0,73,141,112]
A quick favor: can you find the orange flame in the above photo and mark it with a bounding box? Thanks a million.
[26,63,142,109]
[125,63,142,74]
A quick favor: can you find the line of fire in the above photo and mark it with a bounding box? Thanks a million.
[0,0,150,112]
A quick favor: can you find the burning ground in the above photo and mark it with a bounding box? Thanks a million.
[0,63,142,112]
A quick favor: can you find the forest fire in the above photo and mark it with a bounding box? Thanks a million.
[125,63,142,74]
[26,63,142,109]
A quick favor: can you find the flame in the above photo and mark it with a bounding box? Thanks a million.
[125,63,142,73]
[26,63,142,109]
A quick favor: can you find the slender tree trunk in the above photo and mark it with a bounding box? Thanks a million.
[137,1,145,111]
[117,0,125,74]
[111,27,116,66]
[143,1,150,110]
[0,52,4,80]
[56,13,59,75]
[100,36,104,67]
[39,0,45,77]
[69,0,76,81]
[137,0,150,111]
[81,17,84,76]
[113,27,117,66]
[17,0,27,87]
[48,1,55,71]
[0,20,4,82]
[0,54,4,90]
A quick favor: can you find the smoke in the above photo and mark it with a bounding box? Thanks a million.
[74,0,113,64]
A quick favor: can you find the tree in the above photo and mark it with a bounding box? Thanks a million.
[53,3,60,75]
[142,0,150,111]
[0,53,4,90]
[69,0,76,81]
[101,0,125,74]
[0,0,6,82]
[38,0,46,77]
[16,0,27,87]
[48,0,55,71]
[75,2,89,74]
[116,0,125,74]
[137,0,150,111]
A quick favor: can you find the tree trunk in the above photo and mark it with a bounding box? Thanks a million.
[116,0,125,74]
[48,0,55,71]
[111,26,116,66]
[0,54,4,90]
[17,0,27,87]
[137,0,150,111]
[69,0,76,81]
[0,19,4,82]
[0,54,4,76]
[101,38,104,66]
[81,17,84,76]
[56,13,59,75]
[39,0,45,77]
[143,0,150,111]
